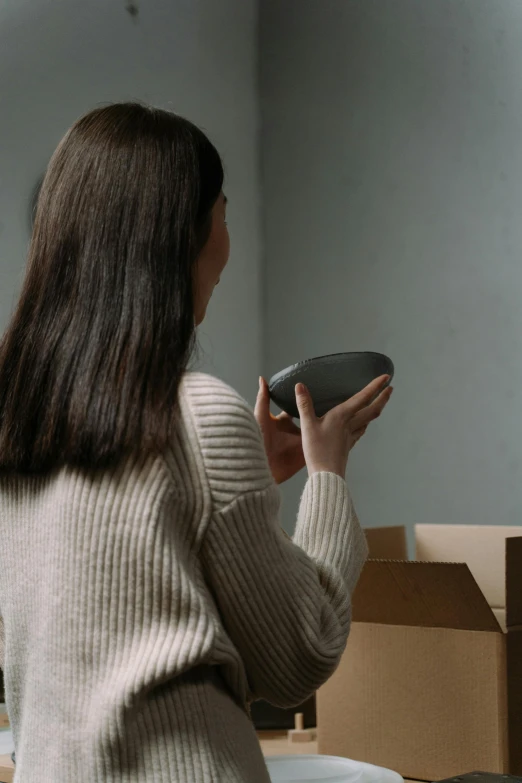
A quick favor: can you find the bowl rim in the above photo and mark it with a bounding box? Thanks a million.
[269,351,394,390]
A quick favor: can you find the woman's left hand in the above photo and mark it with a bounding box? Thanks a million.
[254,377,306,484]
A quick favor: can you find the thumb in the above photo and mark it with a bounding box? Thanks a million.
[295,383,316,423]
[254,376,271,427]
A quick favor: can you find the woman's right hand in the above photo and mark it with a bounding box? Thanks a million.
[295,375,393,478]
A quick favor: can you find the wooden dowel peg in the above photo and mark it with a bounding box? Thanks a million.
[288,712,315,743]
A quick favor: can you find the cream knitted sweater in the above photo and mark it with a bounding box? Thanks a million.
[0,373,368,783]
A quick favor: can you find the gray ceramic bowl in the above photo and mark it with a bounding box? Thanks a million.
[268,352,394,419]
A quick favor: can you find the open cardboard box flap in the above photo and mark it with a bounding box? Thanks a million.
[353,559,500,632]
[415,524,522,612]
[506,536,522,627]
[363,523,522,630]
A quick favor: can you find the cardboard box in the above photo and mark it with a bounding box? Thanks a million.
[0,755,13,783]
[317,525,522,782]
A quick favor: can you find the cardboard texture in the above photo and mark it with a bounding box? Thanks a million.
[353,560,499,631]
[317,525,522,782]
[364,526,408,561]
[0,755,13,783]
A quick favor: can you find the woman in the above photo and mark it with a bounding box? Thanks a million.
[0,103,392,783]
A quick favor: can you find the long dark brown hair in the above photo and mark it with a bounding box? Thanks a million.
[0,102,224,473]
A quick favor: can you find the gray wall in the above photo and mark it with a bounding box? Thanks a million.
[4,0,522,540]
[260,0,522,539]
[0,0,261,402]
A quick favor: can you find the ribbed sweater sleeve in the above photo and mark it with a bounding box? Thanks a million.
[202,476,367,708]
[184,373,368,709]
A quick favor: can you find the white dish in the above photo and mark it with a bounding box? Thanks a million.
[265,754,403,783]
